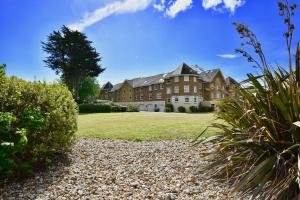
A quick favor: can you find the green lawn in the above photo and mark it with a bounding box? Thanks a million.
[77,112,220,141]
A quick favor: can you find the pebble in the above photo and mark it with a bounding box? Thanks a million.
[0,138,235,200]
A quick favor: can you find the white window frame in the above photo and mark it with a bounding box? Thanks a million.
[149,94,152,100]
[174,76,179,83]
[174,86,179,94]
[184,75,189,82]
[184,85,190,93]
[160,84,163,90]
[194,97,197,103]
[166,87,171,94]
[194,77,197,82]
[174,97,179,103]
[149,85,152,91]
[185,97,189,103]
[167,98,171,103]
[140,95,144,100]
[194,86,197,93]
[156,93,162,100]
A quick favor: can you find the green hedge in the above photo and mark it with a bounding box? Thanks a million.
[199,106,214,113]
[189,106,199,113]
[165,104,174,112]
[79,104,112,113]
[178,106,186,113]
[0,67,77,178]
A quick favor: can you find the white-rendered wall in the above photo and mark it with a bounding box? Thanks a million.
[171,96,202,112]
[116,101,165,112]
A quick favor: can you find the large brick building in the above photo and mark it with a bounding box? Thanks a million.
[100,63,237,112]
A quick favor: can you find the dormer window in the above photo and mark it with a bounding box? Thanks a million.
[174,76,179,83]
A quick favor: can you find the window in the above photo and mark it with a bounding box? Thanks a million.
[156,93,162,100]
[166,79,171,83]
[140,95,143,100]
[184,85,189,93]
[194,77,197,82]
[184,75,189,82]
[194,86,197,93]
[174,97,179,103]
[149,94,152,100]
[160,84,163,90]
[167,98,171,103]
[211,93,214,99]
[174,76,179,82]
[140,88,143,92]
[174,86,179,94]
[216,92,221,99]
[194,97,197,103]
[149,85,152,91]
[185,97,189,103]
[167,87,171,94]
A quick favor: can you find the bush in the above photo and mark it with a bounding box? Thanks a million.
[199,106,213,113]
[177,106,186,113]
[79,104,111,113]
[154,108,160,112]
[189,106,198,113]
[196,3,300,199]
[0,67,77,178]
[126,105,139,112]
[111,105,127,112]
[165,104,174,112]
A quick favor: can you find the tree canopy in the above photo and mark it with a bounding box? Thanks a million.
[42,26,104,100]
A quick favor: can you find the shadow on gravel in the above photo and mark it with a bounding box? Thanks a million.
[0,152,72,197]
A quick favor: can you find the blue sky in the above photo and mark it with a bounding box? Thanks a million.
[1,0,299,85]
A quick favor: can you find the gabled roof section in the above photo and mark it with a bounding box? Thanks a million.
[101,81,113,91]
[111,83,123,92]
[167,63,198,77]
[199,69,223,83]
[226,76,238,86]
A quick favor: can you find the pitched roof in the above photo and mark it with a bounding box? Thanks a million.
[199,69,221,83]
[167,63,198,77]
[225,76,238,86]
[101,81,113,90]
[111,83,123,92]
[110,63,228,92]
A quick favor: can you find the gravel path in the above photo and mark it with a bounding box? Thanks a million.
[0,138,230,200]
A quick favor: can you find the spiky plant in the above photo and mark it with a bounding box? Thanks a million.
[196,1,300,199]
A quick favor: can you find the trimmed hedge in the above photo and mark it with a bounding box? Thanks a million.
[189,106,199,113]
[165,104,174,112]
[79,104,111,113]
[126,104,139,112]
[154,108,160,112]
[111,105,127,112]
[0,67,77,178]
[199,106,214,113]
[178,106,186,113]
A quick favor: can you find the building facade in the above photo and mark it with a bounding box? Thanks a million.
[100,63,237,112]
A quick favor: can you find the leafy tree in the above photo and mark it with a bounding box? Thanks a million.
[78,76,100,103]
[42,26,105,100]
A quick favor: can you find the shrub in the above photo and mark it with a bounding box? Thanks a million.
[126,105,139,112]
[0,67,77,178]
[79,104,111,113]
[111,105,127,112]
[154,108,160,112]
[165,104,174,112]
[199,106,213,113]
[177,106,186,113]
[196,2,300,199]
[189,106,198,113]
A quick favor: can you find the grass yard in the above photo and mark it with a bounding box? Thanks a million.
[77,112,219,141]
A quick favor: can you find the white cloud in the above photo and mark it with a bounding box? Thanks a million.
[217,54,239,59]
[165,0,193,18]
[153,0,166,12]
[69,0,153,31]
[202,0,245,13]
